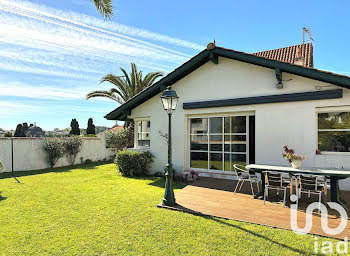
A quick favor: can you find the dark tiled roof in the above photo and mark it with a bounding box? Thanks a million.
[105,45,350,121]
[253,43,314,68]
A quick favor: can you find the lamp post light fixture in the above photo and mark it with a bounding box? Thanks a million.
[161,86,179,206]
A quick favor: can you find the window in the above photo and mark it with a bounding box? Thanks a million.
[318,112,350,152]
[136,120,150,147]
[190,116,249,171]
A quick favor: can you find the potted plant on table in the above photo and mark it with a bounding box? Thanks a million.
[282,145,307,169]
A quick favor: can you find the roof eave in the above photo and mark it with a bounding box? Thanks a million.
[104,49,211,120]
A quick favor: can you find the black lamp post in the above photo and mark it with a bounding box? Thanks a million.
[161,86,179,206]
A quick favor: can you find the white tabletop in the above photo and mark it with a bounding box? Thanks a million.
[246,164,350,177]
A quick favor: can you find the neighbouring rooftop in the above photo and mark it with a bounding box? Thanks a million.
[254,43,314,68]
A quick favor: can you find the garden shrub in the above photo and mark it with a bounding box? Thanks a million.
[115,150,154,177]
[63,136,84,165]
[84,134,97,137]
[0,160,5,172]
[44,138,64,167]
[4,132,12,137]
[106,129,129,151]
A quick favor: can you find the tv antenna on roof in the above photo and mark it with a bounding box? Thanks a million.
[303,27,314,44]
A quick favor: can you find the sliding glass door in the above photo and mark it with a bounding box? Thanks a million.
[190,115,253,171]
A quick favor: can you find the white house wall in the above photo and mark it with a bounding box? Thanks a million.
[129,56,350,190]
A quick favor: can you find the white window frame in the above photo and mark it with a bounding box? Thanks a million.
[316,106,350,155]
[188,114,252,172]
[135,119,151,148]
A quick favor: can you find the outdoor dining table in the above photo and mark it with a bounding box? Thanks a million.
[246,164,350,210]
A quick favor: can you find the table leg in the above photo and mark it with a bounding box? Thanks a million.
[254,171,264,199]
[330,177,347,210]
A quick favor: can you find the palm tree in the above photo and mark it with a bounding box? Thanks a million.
[91,0,113,20]
[86,63,163,104]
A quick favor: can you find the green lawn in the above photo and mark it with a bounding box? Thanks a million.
[0,162,338,255]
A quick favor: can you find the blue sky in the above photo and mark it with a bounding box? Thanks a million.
[0,0,349,130]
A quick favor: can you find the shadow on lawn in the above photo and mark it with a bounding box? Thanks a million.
[0,192,7,202]
[208,217,321,256]
[158,203,320,256]
[0,160,112,180]
[147,178,186,190]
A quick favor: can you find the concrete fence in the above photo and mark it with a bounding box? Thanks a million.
[0,134,115,172]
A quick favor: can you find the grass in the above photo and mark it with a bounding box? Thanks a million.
[0,162,340,255]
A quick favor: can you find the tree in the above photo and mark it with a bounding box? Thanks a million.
[91,0,113,20]
[127,121,134,148]
[86,63,163,104]
[14,124,23,137]
[22,123,29,136]
[86,118,96,135]
[44,138,64,168]
[106,129,129,151]
[70,119,80,135]
[63,136,84,165]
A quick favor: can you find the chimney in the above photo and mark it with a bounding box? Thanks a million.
[294,46,305,66]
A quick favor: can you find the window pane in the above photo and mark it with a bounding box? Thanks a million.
[138,140,150,147]
[190,118,208,134]
[138,121,150,133]
[232,154,246,166]
[231,135,246,143]
[224,153,231,171]
[190,135,208,151]
[210,117,223,134]
[191,152,208,168]
[224,117,230,133]
[318,131,350,152]
[318,112,350,130]
[231,116,246,133]
[224,135,230,152]
[231,144,246,152]
[210,135,223,151]
[138,132,150,140]
[210,153,223,170]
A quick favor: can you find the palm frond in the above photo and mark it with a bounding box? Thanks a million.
[100,74,130,100]
[142,72,164,87]
[86,90,122,103]
[88,63,163,105]
[91,0,113,20]
[120,67,133,98]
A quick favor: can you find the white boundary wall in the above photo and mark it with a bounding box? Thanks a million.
[0,134,115,172]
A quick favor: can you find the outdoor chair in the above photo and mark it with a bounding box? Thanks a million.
[233,164,259,196]
[263,171,292,207]
[295,174,328,212]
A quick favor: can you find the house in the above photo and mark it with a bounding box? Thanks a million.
[25,125,45,137]
[104,43,350,190]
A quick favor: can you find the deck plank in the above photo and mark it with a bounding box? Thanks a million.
[169,177,350,239]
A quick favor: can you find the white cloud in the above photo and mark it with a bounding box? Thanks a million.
[0,81,92,100]
[1,0,204,51]
[0,101,44,117]
[0,0,203,78]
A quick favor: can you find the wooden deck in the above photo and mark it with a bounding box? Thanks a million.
[161,177,350,239]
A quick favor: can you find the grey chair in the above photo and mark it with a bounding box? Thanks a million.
[263,171,292,207]
[233,164,259,196]
[295,174,328,212]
